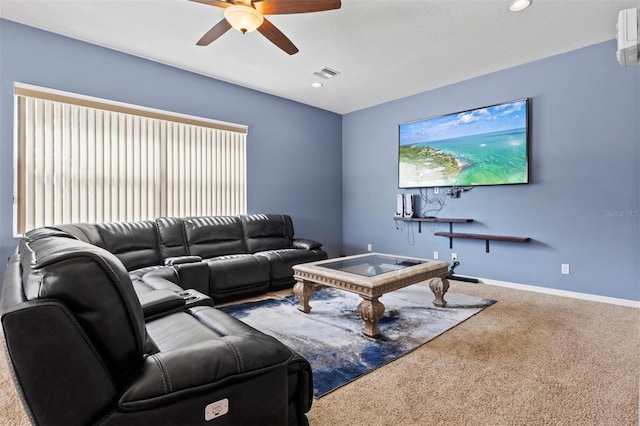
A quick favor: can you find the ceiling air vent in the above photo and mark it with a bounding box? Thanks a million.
[313,67,341,79]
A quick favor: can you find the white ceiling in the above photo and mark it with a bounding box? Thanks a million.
[1,0,638,114]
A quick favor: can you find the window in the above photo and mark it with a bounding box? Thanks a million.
[14,83,247,236]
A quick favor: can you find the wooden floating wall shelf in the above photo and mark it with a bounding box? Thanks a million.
[393,216,530,253]
[433,232,530,253]
[393,216,473,233]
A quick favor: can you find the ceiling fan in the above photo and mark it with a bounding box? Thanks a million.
[190,0,342,55]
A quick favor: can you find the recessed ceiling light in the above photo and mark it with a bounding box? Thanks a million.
[509,0,531,12]
[311,82,323,88]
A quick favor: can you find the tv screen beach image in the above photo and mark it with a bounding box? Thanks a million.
[399,99,528,188]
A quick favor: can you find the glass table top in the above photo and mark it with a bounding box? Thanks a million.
[319,254,429,277]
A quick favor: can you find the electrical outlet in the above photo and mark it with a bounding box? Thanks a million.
[433,251,439,260]
[434,187,439,194]
[452,253,458,262]
[561,264,570,275]
[367,244,372,252]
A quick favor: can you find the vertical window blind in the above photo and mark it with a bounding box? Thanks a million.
[14,83,247,236]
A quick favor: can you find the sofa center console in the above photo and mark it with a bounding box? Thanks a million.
[139,288,213,320]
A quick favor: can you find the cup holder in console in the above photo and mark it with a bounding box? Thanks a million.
[177,289,213,307]
[178,290,199,302]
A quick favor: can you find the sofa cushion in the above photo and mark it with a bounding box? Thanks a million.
[95,221,162,271]
[53,223,105,246]
[183,216,247,258]
[24,226,78,242]
[241,214,294,253]
[122,305,300,424]
[155,217,189,259]
[203,254,270,302]
[147,306,291,363]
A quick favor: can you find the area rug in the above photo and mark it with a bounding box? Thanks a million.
[219,284,496,398]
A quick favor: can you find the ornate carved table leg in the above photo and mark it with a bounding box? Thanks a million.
[293,280,314,313]
[357,296,385,338]
[429,277,450,307]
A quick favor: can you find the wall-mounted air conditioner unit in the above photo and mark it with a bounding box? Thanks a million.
[617,8,639,66]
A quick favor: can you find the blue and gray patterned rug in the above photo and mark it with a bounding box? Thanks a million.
[220,285,496,397]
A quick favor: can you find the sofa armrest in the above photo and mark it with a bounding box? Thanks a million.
[287,350,314,417]
[172,262,210,296]
[2,301,118,425]
[137,289,186,319]
[137,289,214,320]
[164,255,202,266]
[292,239,322,250]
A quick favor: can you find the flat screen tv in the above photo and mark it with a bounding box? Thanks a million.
[398,98,529,188]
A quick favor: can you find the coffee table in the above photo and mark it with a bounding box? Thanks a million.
[292,253,450,338]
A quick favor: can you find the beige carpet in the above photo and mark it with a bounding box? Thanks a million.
[1,280,639,425]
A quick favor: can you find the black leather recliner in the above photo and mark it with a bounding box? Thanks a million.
[1,235,313,425]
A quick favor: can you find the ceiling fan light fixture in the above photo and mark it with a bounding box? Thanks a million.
[224,5,264,34]
[509,0,531,12]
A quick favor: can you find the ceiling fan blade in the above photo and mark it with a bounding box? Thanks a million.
[189,0,232,8]
[197,19,232,46]
[257,18,299,55]
[255,0,341,15]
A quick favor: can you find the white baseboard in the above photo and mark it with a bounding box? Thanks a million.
[453,275,640,308]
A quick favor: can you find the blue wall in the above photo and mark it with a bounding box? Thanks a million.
[343,40,640,301]
[2,19,639,301]
[0,19,343,267]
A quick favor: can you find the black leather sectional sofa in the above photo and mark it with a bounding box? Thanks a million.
[0,214,325,425]
[43,213,327,303]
